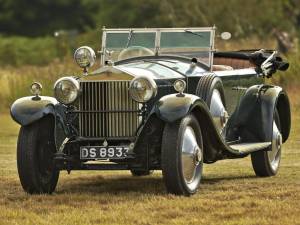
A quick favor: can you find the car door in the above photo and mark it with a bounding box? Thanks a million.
[235,68,264,103]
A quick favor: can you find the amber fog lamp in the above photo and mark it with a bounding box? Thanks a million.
[74,46,96,69]
[174,79,186,94]
[30,82,42,96]
[54,77,80,104]
[129,76,157,103]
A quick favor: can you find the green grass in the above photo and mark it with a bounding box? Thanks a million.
[0,92,299,225]
[0,31,99,67]
[0,60,80,112]
[0,36,57,67]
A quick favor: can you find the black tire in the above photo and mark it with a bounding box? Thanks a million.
[130,170,154,176]
[196,74,226,108]
[161,114,203,196]
[17,116,59,194]
[251,110,282,176]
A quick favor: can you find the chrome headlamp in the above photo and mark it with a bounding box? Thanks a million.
[54,77,80,104]
[129,76,157,103]
[74,46,96,68]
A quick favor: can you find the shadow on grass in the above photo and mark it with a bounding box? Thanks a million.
[203,174,257,184]
[56,173,258,195]
[57,175,165,195]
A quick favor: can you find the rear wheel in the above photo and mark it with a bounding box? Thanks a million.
[251,110,282,176]
[161,114,203,196]
[17,116,59,194]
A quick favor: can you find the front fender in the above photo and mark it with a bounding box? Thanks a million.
[10,96,58,126]
[154,93,205,123]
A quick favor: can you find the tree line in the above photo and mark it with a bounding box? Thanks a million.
[0,0,299,38]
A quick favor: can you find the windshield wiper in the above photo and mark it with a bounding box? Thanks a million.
[184,29,203,37]
[125,30,133,48]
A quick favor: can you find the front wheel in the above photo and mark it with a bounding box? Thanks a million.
[161,114,203,196]
[17,116,59,194]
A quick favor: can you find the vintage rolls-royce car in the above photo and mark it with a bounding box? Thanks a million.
[11,27,291,196]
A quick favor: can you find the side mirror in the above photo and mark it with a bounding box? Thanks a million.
[221,32,232,40]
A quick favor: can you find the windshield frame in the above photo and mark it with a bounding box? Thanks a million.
[101,27,215,68]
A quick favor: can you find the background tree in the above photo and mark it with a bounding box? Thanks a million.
[0,0,100,36]
[0,0,298,38]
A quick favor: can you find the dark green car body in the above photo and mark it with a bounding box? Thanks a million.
[10,27,291,195]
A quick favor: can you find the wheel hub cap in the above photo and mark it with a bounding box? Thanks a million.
[268,121,282,170]
[210,90,227,132]
[181,126,202,184]
[195,146,202,163]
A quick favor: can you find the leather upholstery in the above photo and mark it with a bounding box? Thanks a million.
[212,65,233,71]
[213,57,255,69]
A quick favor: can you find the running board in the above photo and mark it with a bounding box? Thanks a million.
[229,142,271,154]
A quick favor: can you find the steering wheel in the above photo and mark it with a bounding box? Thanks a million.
[118,46,154,61]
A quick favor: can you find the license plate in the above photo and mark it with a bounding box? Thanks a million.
[80,146,129,159]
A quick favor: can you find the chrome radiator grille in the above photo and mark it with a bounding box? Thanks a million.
[78,81,140,137]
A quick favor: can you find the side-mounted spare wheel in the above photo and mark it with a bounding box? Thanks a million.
[196,74,227,132]
[251,109,282,176]
[161,114,203,196]
[196,74,226,107]
[17,116,59,194]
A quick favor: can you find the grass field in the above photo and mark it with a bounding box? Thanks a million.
[0,95,299,225]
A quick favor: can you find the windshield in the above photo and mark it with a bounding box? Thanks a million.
[104,31,156,62]
[101,28,214,67]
